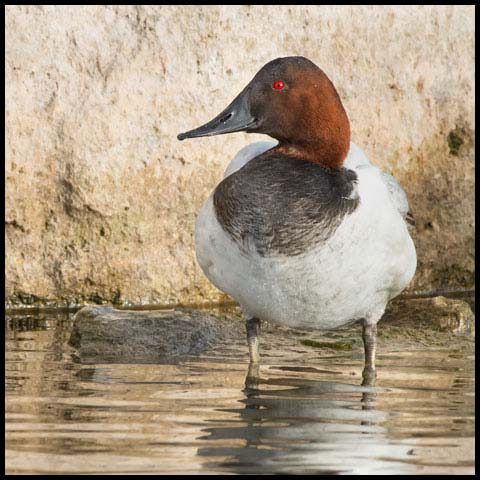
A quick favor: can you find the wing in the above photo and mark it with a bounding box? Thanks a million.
[380,171,415,226]
[345,142,414,227]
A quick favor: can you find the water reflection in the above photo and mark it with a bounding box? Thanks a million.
[5,313,475,475]
[197,367,415,475]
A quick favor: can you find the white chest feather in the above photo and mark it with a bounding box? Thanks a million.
[195,143,416,330]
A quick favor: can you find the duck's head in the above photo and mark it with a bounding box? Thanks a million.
[178,56,350,169]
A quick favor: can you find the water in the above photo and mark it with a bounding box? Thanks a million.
[5,310,475,475]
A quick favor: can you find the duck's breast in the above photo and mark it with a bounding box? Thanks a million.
[196,150,416,329]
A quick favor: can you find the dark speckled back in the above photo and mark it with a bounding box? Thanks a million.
[213,153,359,256]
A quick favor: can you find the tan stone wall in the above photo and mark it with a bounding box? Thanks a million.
[5,5,475,307]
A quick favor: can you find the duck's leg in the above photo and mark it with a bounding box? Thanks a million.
[362,320,377,385]
[246,317,261,364]
[245,317,261,389]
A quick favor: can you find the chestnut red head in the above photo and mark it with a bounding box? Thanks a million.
[178,56,350,168]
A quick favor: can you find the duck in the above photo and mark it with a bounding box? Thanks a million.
[178,56,416,382]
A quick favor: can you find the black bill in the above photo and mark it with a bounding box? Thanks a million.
[177,90,257,141]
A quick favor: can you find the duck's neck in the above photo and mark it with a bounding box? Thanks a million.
[274,136,350,169]
[273,78,351,169]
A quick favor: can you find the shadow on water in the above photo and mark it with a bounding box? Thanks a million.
[5,312,475,475]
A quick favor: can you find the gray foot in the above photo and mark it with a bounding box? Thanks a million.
[246,317,261,364]
[244,317,261,389]
[362,320,377,385]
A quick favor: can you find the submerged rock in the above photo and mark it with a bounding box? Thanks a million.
[69,305,242,363]
[429,296,475,335]
[383,296,475,336]
[300,339,355,351]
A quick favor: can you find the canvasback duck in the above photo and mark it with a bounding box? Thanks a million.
[178,56,416,382]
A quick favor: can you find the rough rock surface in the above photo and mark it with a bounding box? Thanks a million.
[382,296,475,336]
[69,305,243,363]
[6,5,475,307]
[68,296,474,364]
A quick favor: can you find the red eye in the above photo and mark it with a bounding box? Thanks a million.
[273,80,285,90]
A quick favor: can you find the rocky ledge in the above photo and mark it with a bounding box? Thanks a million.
[69,305,243,363]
